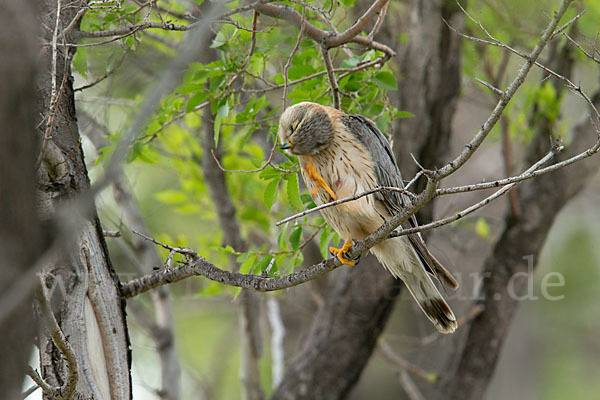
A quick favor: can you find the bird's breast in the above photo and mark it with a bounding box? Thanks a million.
[299,137,383,240]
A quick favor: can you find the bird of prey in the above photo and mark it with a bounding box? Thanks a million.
[278,102,458,333]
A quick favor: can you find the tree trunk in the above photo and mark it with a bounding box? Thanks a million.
[35,1,131,398]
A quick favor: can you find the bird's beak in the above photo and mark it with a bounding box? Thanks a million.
[279,142,292,150]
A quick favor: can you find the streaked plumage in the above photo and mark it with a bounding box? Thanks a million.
[278,102,458,333]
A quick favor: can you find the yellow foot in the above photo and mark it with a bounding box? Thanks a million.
[329,241,355,266]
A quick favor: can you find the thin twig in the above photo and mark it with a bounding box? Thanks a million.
[446,13,600,123]
[22,383,40,399]
[283,2,306,110]
[254,2,395,57]
[26,367,60,399]
[437,138,599,195]
[475,78,504,97]
[276,186,417,226]
[439,0,575,180]
[321,46,340,109]
[389,146,561,238]
[323,0,389,48]
[378,341,436,383]
[74,50,129,91]
[563,31,600,63]
[63,7,87,36]
[75,21,191,39]
[367,0,389,40]
[36,0,64,168]
[551,9,585,38]
[132,230,197,257]
[226,11,259,88]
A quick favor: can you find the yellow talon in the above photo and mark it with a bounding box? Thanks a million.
[303,156,337,200]
[329,241,355,266]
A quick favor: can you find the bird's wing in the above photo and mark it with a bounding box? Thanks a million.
[339,114,406,213]
[340,114,458,290]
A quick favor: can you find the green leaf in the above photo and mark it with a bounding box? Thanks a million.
[239,254,257,275]
[264,178,280,210]
[286,173,303,211]
[475,217,490,238]
[289,225,302,251]
[186,93,208,112]
[211,31,227,49]
[373,71,398,91]
[375,115,390,132]
[73,47,87,79]
[394,110,415,119]
[259,166,281,181]
[213,102,229,146]
[319,225,333,259]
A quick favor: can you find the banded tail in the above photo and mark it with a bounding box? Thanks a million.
[371,236,457,334]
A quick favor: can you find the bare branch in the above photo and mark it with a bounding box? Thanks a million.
[120,244,341,297]
[132,230,197,257]
[75,21,191,39]
[447,12,600,122]
[474,78,504,97]
[283,3,306,110]
[389,146,562,239]
[437,138,600,196]
[321,46,340,109]
[74,50,128,91]
[377,341,435,383]
[275,186,417,226]
[254,2,395,57]
[563,31,600,63]
[439,0,575,180]
[551,9,585,38]
[226,11,259,89]
[367,0,389,40]
[324,0,389,48]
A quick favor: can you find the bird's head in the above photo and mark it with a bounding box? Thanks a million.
[277,102,335,155]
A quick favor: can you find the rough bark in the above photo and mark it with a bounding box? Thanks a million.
[35,1,131,398]
[271,1,464,398]
[0,1,44,398]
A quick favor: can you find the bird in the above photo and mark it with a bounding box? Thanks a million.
[277,101,459,333]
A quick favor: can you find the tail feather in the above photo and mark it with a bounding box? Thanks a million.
[371,237,457,334]
[404,272,457,334]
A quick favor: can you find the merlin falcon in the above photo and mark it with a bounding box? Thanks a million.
[278,102,458,333]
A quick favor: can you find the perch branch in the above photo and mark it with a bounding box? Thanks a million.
[276,186,417,226]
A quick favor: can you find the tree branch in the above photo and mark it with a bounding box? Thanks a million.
[120,243,340,297]
[254,2,395,57]
[438,0,575,180]
[74,21,191,39]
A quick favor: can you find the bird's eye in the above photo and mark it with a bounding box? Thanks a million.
[291,119,300,133]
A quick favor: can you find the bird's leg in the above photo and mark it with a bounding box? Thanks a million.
[302,156,337,200]
[329,240,356,266]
